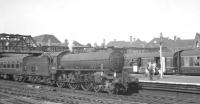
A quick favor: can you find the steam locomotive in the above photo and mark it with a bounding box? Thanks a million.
[0,49,141,94]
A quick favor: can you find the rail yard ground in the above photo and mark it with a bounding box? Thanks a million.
[1,78,200,104]
[0,79,141,104]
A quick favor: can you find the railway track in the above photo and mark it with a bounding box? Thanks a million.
[0,79,200,104]
[0,92,51,104]
[140,81,200,94]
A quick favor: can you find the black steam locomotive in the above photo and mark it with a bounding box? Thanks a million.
[0,49,141,94]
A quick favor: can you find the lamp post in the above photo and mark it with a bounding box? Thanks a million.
[159,33,163,79]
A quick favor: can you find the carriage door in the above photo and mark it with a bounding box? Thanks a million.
[173,51,181,74]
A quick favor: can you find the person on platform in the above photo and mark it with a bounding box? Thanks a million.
[147,61,153,80]
[145,63,149,77]
[147,60,157,80]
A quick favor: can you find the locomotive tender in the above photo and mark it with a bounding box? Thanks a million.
[0,49,141,94]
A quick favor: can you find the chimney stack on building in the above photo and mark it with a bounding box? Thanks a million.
[130,36,133,44]
[48,39,51,46]
[101,39,106,48]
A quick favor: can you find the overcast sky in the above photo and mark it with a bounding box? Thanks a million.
[0,0,200,47]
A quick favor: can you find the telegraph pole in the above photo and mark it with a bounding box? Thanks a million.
[160,33,163,79]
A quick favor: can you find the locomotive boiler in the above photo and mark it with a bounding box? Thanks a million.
[60,50,124,72]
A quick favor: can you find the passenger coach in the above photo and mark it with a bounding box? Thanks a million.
[174,49,200,75]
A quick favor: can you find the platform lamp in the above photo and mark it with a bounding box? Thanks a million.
[159,33,164,79]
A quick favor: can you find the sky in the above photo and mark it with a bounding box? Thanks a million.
[0,0,200,47]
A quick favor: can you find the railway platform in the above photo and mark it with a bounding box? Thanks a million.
[131,74,200,95]
[131,74,200,85]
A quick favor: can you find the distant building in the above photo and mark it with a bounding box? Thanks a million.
[107,38,146,48]
[106,38,168,53]
[145,36,194,52]
[33,34,69,52]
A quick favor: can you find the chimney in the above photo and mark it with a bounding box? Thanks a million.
[174,36,177,41]
[48,39,51,46]
[130,36,133,44]
[103,39,106,45]
[101,39,106,48]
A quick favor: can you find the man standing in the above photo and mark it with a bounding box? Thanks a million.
[147,61,154,80]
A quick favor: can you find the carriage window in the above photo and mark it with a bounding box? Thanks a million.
[189,57,195,66]
[194,56,200,66]
[31,66,35,71]
[11,62,15,68]
[7,62,10,68]
[181,57,184,66]
[181,57,186,67]
[0,62,2,68]
[16,61,20,68]
[3,62,6,68]
[181,56,194,67]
